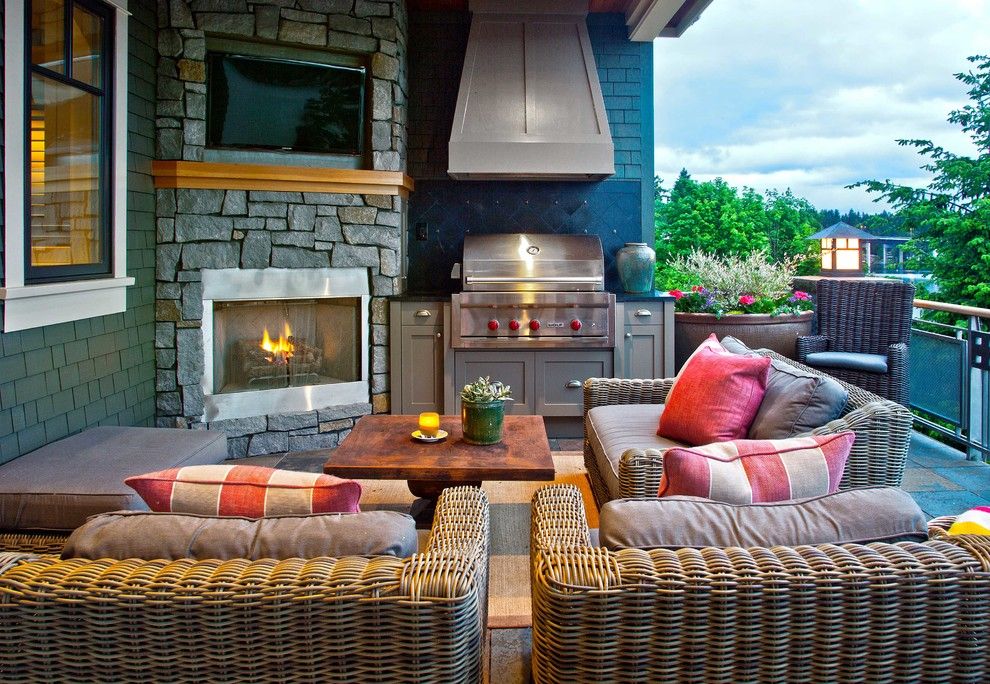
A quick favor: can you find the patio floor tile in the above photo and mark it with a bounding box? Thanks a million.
[900,467,963,492]
[932,466,990,492]
[907,432,985,468]
[908,491,990,519]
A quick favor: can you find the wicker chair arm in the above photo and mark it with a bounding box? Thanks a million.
[583,377,674,414]
[796,334,828,362]
[617,449,666,498]
[531,484,592,552]
[424,486,490,560]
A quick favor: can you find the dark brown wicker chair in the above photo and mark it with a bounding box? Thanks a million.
[530,484,990,683]
[798,278,915,405]
[0,487,490,683]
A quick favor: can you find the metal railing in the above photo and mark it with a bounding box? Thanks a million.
[910,299,990,461]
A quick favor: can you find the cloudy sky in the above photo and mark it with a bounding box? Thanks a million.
[652,0,987,212]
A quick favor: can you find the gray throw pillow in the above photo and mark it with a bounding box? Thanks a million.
[721,336,848,438]
[599,487,929,550]
[62,509,418,560]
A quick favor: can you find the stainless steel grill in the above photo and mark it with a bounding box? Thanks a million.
[451,234,615,349]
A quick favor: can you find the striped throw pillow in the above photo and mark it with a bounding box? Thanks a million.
[125,465,361,516]
[658,432,854,504]
[947,506,990,535]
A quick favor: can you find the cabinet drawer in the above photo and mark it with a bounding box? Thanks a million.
[400,302,443,326]
[453,351,535,415]
[536,351,612,417]
[622,302,663,326]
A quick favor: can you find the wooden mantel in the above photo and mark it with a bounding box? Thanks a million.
[152,161,416,197]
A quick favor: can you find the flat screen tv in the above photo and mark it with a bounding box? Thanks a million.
[206,53,366,156]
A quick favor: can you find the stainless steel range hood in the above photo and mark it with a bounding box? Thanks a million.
[448,0,614,181]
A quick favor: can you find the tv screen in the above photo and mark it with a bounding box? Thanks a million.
[206,53,366,156]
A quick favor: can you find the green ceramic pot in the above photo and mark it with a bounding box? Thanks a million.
[461,399,505,445]
[616,242,657,294]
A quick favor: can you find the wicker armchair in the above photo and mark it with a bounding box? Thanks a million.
[530,483,990,684]
[583,350,914,506]
[0,487,489,684]
[798,278,915,405]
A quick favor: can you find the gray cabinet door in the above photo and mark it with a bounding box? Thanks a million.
[399,326,444,413]
[535,351,613,416]
[619,327,661,380]
[453,351,535,414]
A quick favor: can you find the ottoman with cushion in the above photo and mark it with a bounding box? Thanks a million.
[0,426,227,552]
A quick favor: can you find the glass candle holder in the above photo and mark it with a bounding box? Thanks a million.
[418,412,440,438]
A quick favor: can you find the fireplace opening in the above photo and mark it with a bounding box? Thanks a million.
[212,298,361,395]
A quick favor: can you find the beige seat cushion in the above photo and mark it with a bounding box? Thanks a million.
[586,404,685,500]
[62,509,419,560]
[599,486,928,550]
[0,426,227,532]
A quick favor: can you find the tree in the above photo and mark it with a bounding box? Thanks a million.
[654,170,770,286]
[764,189,821,272]
[853,55,990,308]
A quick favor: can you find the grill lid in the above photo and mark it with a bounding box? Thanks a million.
[461,233,604,292]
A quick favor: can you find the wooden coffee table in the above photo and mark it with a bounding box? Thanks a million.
[322,414,555,524]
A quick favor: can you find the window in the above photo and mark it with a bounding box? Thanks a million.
[27,0,112,282]
[2,0,131,332]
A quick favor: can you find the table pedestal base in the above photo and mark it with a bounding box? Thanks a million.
[407,480,482,528]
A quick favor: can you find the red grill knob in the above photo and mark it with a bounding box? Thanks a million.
[487,319,499,331]
[570,319,582,331]
[508,319,521,331]
[529,320,541,331]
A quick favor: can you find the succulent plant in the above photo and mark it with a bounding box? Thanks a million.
[460,376,513,404]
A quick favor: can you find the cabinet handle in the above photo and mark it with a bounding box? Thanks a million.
[414,309,433,318]
[565,380,582,389]
[435,332,441,339]
[625,332,632,339]
[634,309,652,317]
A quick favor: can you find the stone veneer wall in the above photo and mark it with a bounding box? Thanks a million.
[154,0,406,457]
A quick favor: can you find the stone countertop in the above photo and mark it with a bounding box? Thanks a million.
[389,293,450,301]
[614,290,674,302]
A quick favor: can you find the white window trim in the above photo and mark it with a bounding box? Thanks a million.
[1,0,133,332]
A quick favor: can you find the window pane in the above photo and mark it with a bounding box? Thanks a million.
[29,75,102,267]
[31,0,65,74]
[72,3,103,88]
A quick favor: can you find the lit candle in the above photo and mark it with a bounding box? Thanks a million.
[418,412,440,438]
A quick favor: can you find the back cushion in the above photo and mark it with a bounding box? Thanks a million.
[62,509,418,560]
[720,336,849,438]
[125,464,362,516]
[658,342,771,445]
[599,487,928,550]
[658,432,854,504]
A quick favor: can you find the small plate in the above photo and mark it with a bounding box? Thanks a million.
[412,429,448,443]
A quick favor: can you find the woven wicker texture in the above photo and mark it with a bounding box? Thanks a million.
[798,278,915,405]
[582,351,913,506]
[0,532,69,555]
[530,484,990,684]
[0,486,489,683]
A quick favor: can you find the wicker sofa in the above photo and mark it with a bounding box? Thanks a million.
[530,483,990,683]
[0,487,489,684]
[583,349,914,506]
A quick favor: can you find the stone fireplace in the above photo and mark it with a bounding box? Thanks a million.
[153,0,408,457]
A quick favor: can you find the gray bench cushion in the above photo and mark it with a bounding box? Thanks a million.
[599,486,928,550]
[62,509,418,561]
[586,404,685,500]
[806,351,889,374]
[0,426,227,532]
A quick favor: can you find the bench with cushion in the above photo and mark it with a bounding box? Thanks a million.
[583,347,913,506]
[0,426,227,553]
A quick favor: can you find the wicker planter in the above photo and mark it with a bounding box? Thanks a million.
[674,310,813,371]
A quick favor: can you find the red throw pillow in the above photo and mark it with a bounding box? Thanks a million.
[125,465,362,516]
[658,344,771,445]
[658,432,855,504]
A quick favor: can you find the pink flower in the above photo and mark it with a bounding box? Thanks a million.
[738,294,756,306]
[691,285,704,293]
[792,291,811,301]
[668,289,685,300]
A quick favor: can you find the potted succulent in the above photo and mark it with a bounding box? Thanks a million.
[460,376,512,445]
[665,249,814,369]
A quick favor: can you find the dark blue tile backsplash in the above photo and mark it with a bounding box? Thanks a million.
[407,179,643,294]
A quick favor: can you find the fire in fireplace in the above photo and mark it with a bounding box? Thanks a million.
[212,298,360,395]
